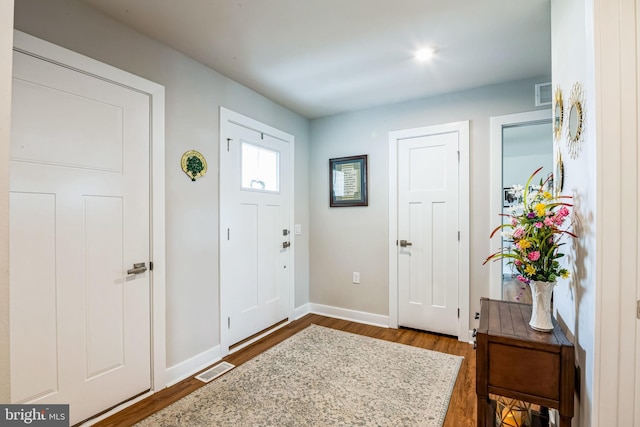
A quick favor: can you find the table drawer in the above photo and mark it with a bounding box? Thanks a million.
[488,342,560,400]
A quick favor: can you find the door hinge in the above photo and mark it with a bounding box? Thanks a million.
[227,228,230,240]
[149,261,154,271]
[458,231,460,241]
[457,150,460,162]
[228,317,231,329]
[227,138,232,152]
[458,308,460,318]
[637,301,640,319]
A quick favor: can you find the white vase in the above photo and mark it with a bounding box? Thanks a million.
[529,281,555,332]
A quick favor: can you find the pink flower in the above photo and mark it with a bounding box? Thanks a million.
[528,251,541,261]
[534,222,543,228]
[558,206,570,218]
[513,227,524,238]
[544,217,554,226]
[517,275,529,284]
[511,217,518,226]
[514,259,523,266]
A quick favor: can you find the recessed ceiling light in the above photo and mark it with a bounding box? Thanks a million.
[414,47,437,62]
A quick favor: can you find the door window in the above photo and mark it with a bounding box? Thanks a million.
[241,142,279,192]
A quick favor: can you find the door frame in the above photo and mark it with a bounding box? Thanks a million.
[488,110,552,300]
[12,30,167,393]
[388,121,469,341]
[219,107,295,356]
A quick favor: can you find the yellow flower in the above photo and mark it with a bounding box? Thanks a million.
[535,203,546,217]
[561,271,570,279]
[543,191,553,200]
[518,239,532,249]
[525,264,536,275]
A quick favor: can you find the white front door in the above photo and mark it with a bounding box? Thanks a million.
[396,125,461,336]
[10,50,151,424]
[220,108,293,352]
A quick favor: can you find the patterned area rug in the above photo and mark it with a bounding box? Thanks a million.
[137,325,463,426]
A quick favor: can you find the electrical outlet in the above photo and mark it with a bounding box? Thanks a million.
[352,272,360,284]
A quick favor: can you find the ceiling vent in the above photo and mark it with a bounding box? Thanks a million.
[535,82,552,107]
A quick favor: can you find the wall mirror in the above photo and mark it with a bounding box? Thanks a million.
[553,86,563,140]
[566,82,584,159]
[489,110,552,302]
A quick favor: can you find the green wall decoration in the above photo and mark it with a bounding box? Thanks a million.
[181,150,207,181]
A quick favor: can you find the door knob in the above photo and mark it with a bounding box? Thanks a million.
[399,240,413,247]
[282,241,291,249]
[127,262,147,275]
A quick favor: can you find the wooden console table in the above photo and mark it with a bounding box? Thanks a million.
[476,298,574,427]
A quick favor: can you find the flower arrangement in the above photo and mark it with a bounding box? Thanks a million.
[484,167,576,285]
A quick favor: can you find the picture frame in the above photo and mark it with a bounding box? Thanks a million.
[329,155,368,207]
[503,187,519,207]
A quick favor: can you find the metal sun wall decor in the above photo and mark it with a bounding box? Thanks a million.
[553,85,564,141]
[181,150,207,181]
[566,82,585,159]
[554,150,564,196]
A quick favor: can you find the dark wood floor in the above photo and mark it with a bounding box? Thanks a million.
[95,314,477,426]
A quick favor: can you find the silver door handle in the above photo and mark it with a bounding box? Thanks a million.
[282,241,291,249]
[399,240,412,247]
[127,262,147,275]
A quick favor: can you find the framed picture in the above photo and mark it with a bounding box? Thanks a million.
[330,155,368,207]
[503,187,519,207]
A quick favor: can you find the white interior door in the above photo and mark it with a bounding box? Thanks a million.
[396,126,460,336]
[220,108,293,352]
[10,50,151,424]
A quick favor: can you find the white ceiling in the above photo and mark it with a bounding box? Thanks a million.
[82,0,551,119]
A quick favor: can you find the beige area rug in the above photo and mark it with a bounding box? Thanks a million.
[137,325,463,427]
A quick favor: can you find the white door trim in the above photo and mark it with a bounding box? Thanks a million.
[388,121,469,341]
[219,107,295,357]
[488,110,551,300]
[13,30,167,392]
[592,0,638,424]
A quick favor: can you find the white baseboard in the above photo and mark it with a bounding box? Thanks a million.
[309,303,389,328]
[293,303,310,320]
[165,345,221,387]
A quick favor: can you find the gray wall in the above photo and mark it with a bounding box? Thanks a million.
[13,0,310,371]
[309,77,550,326]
